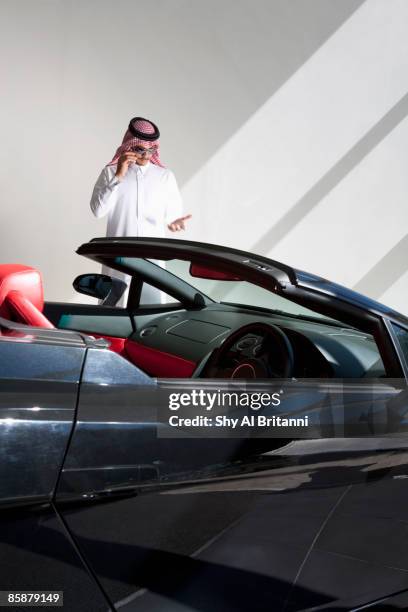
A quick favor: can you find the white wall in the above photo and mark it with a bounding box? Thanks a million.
[1,0,407,315]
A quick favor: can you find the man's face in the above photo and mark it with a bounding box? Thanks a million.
[131,145,157,165]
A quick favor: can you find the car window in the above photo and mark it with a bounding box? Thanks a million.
[139,282,181,306]
[391,323,408,370]
[165,259,342,323]
[112,256,344,324]
[72,280,178,308]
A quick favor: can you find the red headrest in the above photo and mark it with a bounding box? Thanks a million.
[0,264,44,319]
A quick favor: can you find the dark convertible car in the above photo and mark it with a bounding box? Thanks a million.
[1,237,408,611]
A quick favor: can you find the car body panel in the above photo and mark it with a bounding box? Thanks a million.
[0,319,87,508]
[296,269,408,327]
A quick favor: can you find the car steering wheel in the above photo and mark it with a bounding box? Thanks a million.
[198,322,294,379]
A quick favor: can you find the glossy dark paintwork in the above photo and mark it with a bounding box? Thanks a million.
[57,354,281,501]
[57,349,158,502]
[0,319,110,508]
[295,269,408,328]
[57,437,408,611]
[0,339,83,507]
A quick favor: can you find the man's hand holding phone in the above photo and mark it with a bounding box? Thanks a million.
[115,152,139,179]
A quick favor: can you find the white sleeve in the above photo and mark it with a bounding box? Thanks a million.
[90,166,121,219]
[164,170,183,224]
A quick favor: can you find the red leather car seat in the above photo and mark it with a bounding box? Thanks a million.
[0,264,54,329]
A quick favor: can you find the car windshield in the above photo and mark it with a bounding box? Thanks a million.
[115,257,344,325]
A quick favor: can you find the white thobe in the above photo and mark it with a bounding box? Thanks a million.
[90,161,183,304]
[90,161,183,237]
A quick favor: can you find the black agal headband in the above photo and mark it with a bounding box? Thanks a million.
[128,117,160,141]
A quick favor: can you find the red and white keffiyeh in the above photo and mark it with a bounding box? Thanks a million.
[107,117,164,167]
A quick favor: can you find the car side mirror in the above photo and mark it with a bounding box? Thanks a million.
[73,274,127,306]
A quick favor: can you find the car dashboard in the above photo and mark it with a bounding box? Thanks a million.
[127,303,386,379]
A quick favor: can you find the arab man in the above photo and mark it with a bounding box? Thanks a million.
[90,117,191,304]
[91,116,190,237]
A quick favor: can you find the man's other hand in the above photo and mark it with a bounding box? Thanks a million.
[167,214,192,232]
